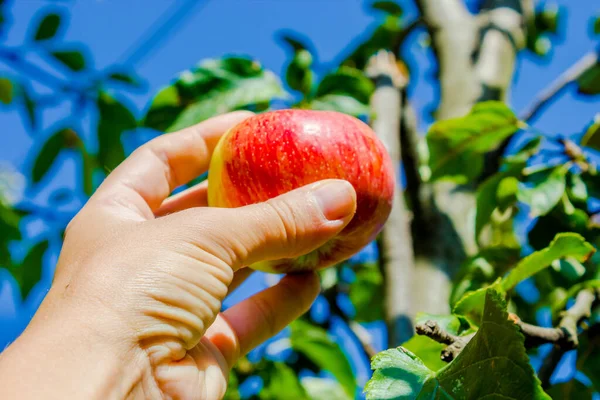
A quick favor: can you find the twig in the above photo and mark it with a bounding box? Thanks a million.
[520,50,598,123]
[415,288,600,365]
[536,288,600,388]
[416,320,475,362]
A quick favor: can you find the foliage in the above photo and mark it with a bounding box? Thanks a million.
[365,290,549,400]
[2,1,600,400]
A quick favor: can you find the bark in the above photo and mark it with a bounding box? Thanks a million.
[406,0,530,318]
[367,51,416,346]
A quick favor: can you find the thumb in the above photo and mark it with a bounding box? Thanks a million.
[188,179,357,271]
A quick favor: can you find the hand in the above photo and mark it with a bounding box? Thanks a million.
[0,111,357,400]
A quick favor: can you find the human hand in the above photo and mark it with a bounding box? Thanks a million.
[0,111,357,400]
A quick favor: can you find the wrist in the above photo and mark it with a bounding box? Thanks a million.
[0,288,154,400]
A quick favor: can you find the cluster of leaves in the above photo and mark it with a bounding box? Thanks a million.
[365,101,600,399]
[0,3,146,302]
[3,1,600,399]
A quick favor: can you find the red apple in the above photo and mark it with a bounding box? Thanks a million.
[207,109,395,273]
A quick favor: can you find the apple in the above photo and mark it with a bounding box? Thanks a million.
[207,109,395,273]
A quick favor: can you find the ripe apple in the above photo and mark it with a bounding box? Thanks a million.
[207,109,395,273]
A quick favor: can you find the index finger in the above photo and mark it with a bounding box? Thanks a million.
[91,111,254,221]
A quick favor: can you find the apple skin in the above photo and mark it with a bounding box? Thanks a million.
[207,109,395,273]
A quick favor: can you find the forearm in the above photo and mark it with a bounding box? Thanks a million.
[0,291,147,400]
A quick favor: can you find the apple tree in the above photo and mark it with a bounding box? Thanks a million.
[2,0,600,399]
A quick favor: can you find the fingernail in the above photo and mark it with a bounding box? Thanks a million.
[311,180,356,221]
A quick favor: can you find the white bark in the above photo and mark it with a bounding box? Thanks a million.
[367,51,416,345]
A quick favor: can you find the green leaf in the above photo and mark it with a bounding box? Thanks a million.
[426,101,521,183]
[51,50,86,71]
[475,164,523,243]
[316,67,374,105]
[258,362,309,400]
[551,257,586,282]
[302,377,351,400]
[309,94,370,117]
[349,265,384,322]
[503,137,542,166]
[366,290,551,400]
[594,15,600,35]
[365,347,444,400]
[8,240,49,299]
[223,370,240,400]
[577,62,600,95]
[147,57,286,133]
[501,232,594,291]
[286,52,314,95]
[545,380,593,400]
[341,17,402,70]
[517,165,567,217]
[371,1,403,16]
[290,320,356,398]
[453,233,595,321]
[32,128,70,182]
[97,93,137,171]
[34,13,61,41]
[0,202,22,266]
[567,172,589,203]
[578,327,600,391]
[581,114,600,151]
[141,85,182,132]
[108,72,141,88]
[0,77,13,104]
[22,87,36,130]
[550,279,600,316]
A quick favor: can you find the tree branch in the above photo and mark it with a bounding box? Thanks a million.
[520,50,599,123]
[415,288,600,365]
[366,50,416,346]
[416,0,479,120]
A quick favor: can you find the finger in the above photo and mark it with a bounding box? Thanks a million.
[91,111,254,220]
[205,273,320,367]
[227,267,254,294]
[155,181,209,217]
[172,179,357,272]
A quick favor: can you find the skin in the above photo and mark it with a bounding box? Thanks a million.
[208,109,395,273]
[0,111,358,400]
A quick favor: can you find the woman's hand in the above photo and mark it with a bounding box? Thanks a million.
[0,111,357,400]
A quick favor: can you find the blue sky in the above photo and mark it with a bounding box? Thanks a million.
[0,0,599,395]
